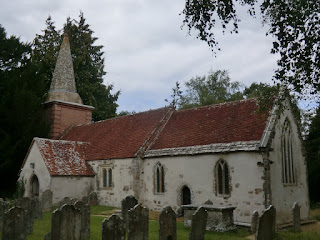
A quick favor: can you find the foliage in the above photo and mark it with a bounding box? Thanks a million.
[117,110,137,117]
[176,70,244,109]
[182,0,320,95]
[32,13,120,121]
[165,81,183,109]
[0,25,49,197]
[13,179,25,199]
[306,105,320,202]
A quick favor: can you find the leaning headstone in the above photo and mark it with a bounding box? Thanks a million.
[2,207,27,240]
[51,204,82,240]
[74,200,90,240]
[159,206,177,240]
[41,189,53,211]
[292,202,301,232]
[60,197,71,207]
[251,210,259,234]
[88,192,98,205]
[121,195,138,229]
[18,197,34,234]
[102,214,126,240]
[127,204,149,240]
[255,205,276,240]
[189,207,207,240]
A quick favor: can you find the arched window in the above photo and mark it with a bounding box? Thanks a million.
[215,159,230,196]
[281,119,296,184]
[155,163,165,193]
[101,167,113,188]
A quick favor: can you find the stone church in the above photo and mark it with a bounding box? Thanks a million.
[19,34,310,225]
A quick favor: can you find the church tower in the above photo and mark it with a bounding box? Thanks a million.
[44,33,94,139]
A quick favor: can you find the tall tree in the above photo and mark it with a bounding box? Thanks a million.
[0,25,49,197]
[176,70,244,109]
[306,105,320,202]
[182,0,320,96]
[32,13,120,120]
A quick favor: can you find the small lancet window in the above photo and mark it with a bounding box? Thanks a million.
[102,167,113,188]
[215,159,230,196]
[155,163,165,193]
[281,119,296,184]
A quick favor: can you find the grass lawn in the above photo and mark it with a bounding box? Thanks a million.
[1,205,320,239]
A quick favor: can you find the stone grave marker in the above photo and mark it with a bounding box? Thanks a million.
[251,210,259,234]
[18,197,34,234]
[0,198,5,230]
[60,197,71,207]
[88,192,98,205]
[102,214,126,240]
[121,195,138,229]
[74,200,90,240]
[189,207,207,240]
[255,205,276,240]
[41,189,53,211]
[204,199,213,205]
[292,202,301,232]
[2,207,27,240]
[127,204,149,240]
[51,204,82,240]
[159,206,176,240]
[82,195,89,204]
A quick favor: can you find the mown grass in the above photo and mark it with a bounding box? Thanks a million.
[1,206,320,240]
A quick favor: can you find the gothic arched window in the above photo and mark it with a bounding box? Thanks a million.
[215,159,230,196]
[155,163,165,193]
[101,166,113,188]
[281,119,296,184]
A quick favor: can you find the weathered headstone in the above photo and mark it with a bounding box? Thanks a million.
[204,199,213,205]
[102,214,126,240]
[18,197,34,234]
[82,195,89,204]
[0,198,5,230]
[43,232,51,240]
[71,198,78,204]
[189,207,207,240]
[121,195,138,229]
[2,207,27,240]
[88,192,98,205]
[41,189,53,211]
[74,200,90,240]
[51,204,82,240]
[251,210,259,234]
[159,206,177,240]
[255,205,276,240]
[292,202,301,232]
[32,198,43,219]
[127,204,149,240]
[60,197,71,207]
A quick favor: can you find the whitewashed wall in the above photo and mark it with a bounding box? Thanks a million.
[19,143,51,198]
[141,152,265,224]
[50,176,94,205]
[88,158,139,207]
[269,100,310,224]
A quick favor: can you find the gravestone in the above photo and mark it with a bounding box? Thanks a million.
[41,189,53,211]
[74,200,90,240]
[2,207,27,240]
[32,198,43,219]
[60,197,71,207]
[51,204,82,240]
[0,198,5,230]
[251,210,259,234]
[18,197,34,234]
[71,198,78,204]
[88,192,98,205]
[189,207,207,240]
[82,195,89,204]
[159,206,177,240]
[255,205,276,240]
[127,204,149,240]
[121,195,138,229]
[292,202,301,232]
[102,214,126,240]
[43,232,51,240]
[204,199,213,205]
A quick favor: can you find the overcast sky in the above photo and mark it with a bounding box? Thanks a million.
[0,0,280,113]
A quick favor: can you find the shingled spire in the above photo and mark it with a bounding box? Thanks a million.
[47,32,83,104]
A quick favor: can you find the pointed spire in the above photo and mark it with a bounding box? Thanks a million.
[47,32,83,104]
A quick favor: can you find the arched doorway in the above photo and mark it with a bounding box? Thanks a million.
[31,175,39,197]
[182,186,191,205]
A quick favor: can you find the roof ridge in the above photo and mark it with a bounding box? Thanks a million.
[176,98,258,113]
[34,137,90,145]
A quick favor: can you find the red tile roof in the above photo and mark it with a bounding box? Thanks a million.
[34,138,94,176]
[150,99,269,150]
[61,107,172,160]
